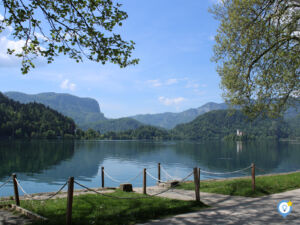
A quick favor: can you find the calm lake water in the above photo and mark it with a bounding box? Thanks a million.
[0,140,299,197]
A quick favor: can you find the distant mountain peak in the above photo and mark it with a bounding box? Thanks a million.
[131,102,228,129]
[4,91,106,126]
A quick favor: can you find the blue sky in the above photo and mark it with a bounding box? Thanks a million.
[0,0,223,118]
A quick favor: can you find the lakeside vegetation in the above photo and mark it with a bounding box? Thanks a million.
[18,190,206,225]
[177,172,300,197]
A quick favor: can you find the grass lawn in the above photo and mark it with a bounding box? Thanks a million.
[16,190,206,225]
[177,172,300,197]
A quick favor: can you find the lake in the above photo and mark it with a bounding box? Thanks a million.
[0,140,299,197]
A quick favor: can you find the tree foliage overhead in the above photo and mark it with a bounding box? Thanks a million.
[211,0,300,118]
[0,0,138,73]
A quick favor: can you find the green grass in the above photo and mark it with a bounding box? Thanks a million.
[19,190,207,225]
[177,172,300,197]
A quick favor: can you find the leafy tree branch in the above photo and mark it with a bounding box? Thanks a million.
[0,0,138,74]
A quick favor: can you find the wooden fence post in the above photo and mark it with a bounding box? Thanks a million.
[252,163,255,191]
[12,174,20,206]
[193,168,200,202]
[158,163,161,183]
[101,167,104,188]
[198,168,201,199]
[143,168,147,194]
[66,177,74,225]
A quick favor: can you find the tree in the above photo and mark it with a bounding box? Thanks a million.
[211,0,300,118]
[0,0,138,74]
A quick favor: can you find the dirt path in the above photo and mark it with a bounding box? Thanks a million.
[1,185,299,224]
[137,187,300,225]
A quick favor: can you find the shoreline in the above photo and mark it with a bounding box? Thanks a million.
[1,170,300,200]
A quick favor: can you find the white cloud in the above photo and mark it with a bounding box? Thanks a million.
[0,14,46,68]
[35,32,48,41]
[158,96,185,106]
[146,78,181,87]
[60,79,76,91]
[0,36,25,67]
[147,79,162,87]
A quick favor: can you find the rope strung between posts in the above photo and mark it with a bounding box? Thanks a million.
[0,177,11,190]
[103,170,122,183]
[15,178,31,197]
[126,171,143,183]
[74,180,151,199]
[16,178,68,201]
[147,171,193,197]
[160,166,181,180]
[74,171,194,199]
[43,181,68,200]
[145,170,165,183]
[103,170,143,183]
[200,165,252,175]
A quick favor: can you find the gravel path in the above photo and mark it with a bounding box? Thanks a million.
[1,185,299,224]
[0,208,32,225]
[136,186,300,225]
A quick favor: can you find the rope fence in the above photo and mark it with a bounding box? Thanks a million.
[200,165,252,175]
[160,166,181,180]
[0,177,11,190]
[103,170,143,184]
[146,170,165,183]
[0,163,271,225]
[15,178,68,201]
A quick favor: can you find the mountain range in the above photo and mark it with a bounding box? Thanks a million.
[4,91,231,130]
[131,102,228,129]
[4,91,300,133]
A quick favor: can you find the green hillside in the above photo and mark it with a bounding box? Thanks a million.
[4,91,106,126]
[0,92,75,139]
[131,102,228,129]
[81,117,144,133]
[172,110,291,140]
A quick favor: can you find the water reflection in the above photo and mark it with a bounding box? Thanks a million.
[237,141,243,153]
[0,140,299,196]
[0,140,74,180]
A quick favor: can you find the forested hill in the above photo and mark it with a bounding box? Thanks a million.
[172,110,291,140]
[0,92,76,138]
[131,102,228,129]
[4,91,106,126]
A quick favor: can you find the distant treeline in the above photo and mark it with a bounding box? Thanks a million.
[1,92,299,141]
[84,110,297,141]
